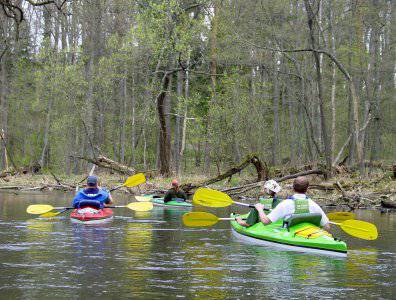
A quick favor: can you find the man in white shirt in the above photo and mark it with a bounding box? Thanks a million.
[237,176,330,230]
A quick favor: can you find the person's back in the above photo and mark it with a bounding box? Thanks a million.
[72,176,113,208]
[164,179,187,203]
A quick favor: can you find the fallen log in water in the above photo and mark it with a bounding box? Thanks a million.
[71,155,136,175]
[180,154,268,192]
[222,169,325,194]
[381,200,396,209]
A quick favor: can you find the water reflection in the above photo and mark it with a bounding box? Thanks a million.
[0,191,395,299]
[346,248,378,288]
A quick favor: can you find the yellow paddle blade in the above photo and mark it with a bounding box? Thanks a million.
[183,212,219,227]
[193,188,234,207]
[327,211,355,222]
[337,219,378,240]
[39,211,61,218]
[123,173,146,187]
[26,204,54,215]
[126,202,153,212]
[135,195,152,202]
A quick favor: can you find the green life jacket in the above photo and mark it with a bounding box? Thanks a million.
[293,198,310,214]
[259,197,280,210]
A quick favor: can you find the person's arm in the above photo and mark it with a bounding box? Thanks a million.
[72,192,81,208]
[104,193,113,205]
[164,190,173,203]
[255,203,272,225]
[236,217,250,227]
[178,190,187,200]
[323,223,331,231]
[72,196,79,208]
[310,200,330,230]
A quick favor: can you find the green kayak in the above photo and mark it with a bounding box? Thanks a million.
[142,195,193,208]
[230,213,347,257]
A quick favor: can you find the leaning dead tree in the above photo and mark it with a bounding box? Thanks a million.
[180,154,268,192]
[222,169,325,195]
[72,155,135,176]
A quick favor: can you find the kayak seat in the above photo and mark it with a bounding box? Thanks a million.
[283,213,322,230]
[76,200,101,209]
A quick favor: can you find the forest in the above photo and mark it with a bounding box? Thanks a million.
[0,0,394,179]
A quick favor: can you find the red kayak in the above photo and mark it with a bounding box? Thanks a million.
[70,206,113,224]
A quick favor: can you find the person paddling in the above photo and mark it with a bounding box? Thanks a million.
[236,180,281,227]
[164,179,187,203]
[237,176,330,230]
[72,176,113,209]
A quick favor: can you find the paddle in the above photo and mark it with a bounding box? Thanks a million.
[39,209,69,218]
[37,173,147,217]
[193,188,355,222]
[183,212,237,227]
[109,173,146,192]
[193,188,255,208]
[183,212,379,240]
[327,211,355,221]
[27,201,153,215]
[135,195,157,202]
[330,220,378,240]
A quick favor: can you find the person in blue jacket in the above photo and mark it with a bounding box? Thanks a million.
[72,176,113,209]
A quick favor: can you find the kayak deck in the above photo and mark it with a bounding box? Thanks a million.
[230,213,347,257]
[70,207,114,224]
[142,195,193,208]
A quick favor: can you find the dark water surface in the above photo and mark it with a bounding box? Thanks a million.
[0,191,395,299]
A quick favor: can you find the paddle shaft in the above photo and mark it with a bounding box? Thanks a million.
[233,200,271,212]
[53,206,73,210]
[108,205,130,208]
[329,221,370,232]
[109,185,123,192]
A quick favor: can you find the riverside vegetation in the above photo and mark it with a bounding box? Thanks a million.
[0,1,394,208]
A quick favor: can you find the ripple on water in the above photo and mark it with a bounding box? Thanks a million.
[2,262,56,268]
[0,242,45,251]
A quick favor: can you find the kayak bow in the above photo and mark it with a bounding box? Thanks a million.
[70,207,114,224]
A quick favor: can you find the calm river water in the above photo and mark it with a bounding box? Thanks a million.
[0,191,395,299]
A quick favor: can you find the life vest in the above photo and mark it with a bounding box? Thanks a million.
[259,197,280,210]
[72,188,110,208]
[288,195,310,214]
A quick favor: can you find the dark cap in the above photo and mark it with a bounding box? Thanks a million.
[87,175,98,186]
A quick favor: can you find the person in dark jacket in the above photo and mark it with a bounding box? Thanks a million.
[164,179,187,203]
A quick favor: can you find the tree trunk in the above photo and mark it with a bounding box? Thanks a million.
[272,58,280,165]
[174,68,183,173]
[179,52,190,175]
[204,2,218,174]
[120,74,127,164]
[329,0,337,161]
[131,74,136,166]
[157,73,172,176]
[304,0,332,174]
[39,97,53,167]
[0,52,7,169]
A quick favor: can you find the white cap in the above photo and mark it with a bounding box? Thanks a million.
[264,180,281,193]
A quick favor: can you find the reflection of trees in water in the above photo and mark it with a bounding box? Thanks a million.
[346,248,378,288]
[183,239,227,300]
[121,221,154,297]
[244,247,348,298]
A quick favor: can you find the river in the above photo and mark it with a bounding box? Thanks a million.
[0,191,394,299]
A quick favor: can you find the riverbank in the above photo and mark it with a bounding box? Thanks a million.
[0,171,395,209]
